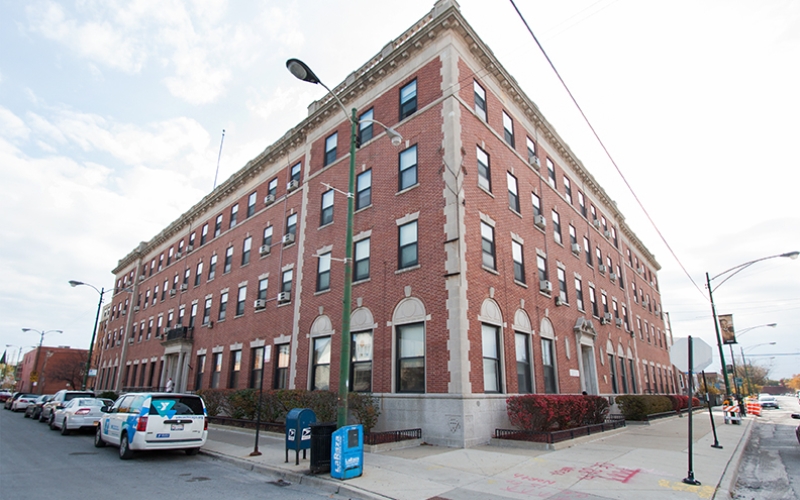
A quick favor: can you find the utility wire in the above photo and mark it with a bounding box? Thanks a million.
[508,0,706,300]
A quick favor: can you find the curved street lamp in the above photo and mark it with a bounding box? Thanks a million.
[287,58,403,429]
[69,280,106,391]
[706,251,798,398]
[21,328,63,394]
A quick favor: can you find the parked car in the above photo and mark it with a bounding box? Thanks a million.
[11,393,39,412]
[759,394,780,409]
[50,398,108,435]
[792,413,800,444]
[4,392,20,410]
[95,393,207,459]
[0,390,12,403]
[40,390,94,424]
[25,394,53,419]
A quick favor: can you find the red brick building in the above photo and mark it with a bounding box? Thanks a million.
[16,346,88,395]
[96,0,675,446]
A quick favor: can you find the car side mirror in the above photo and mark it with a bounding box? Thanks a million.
[101,406,110,413]
[791,413,800,420]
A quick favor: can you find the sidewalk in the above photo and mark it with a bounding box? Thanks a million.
[200,408,753,500]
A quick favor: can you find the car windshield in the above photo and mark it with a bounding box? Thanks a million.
[64,392,94,401]
[76,399,104,406]
[149,396,204,416]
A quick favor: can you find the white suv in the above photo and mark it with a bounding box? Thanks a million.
[94,393,207,459]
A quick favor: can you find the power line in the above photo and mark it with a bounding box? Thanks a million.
[508,0,706,300]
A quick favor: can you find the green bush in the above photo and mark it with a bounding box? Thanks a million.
[615,395,673,420]
[349,393,382,432]
[197,388,233,417]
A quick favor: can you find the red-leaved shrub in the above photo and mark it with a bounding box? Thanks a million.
[507,395,609,431]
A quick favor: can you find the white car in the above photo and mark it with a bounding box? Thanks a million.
[50,398,108,435]
[94,393,207,459]
[11,394,38,412]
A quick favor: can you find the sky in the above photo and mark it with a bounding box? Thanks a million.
[1,0,798,382]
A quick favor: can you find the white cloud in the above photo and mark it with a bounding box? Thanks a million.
[0,107,30,141]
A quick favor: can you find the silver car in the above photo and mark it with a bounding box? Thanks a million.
[51,398,108,435]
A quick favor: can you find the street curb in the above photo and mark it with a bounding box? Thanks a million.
[712,416,755,499]
[198,448,390,500]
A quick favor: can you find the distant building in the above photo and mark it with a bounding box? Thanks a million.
[16,346,88,395]
[96,0,674,446]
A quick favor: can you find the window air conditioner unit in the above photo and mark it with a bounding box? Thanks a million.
[604,230,611,239]
[534,215,546,229]
[643,299,650,308]
[204,320,214,329]
[654,308,661,316]
[615,318,623,327]
[187,244,194,253]
[259,245,271,256]
[264,194,276,205]
[593,220,601,229]
[163,327,170,334]
[133,306,140,312]
[609,272,617,282]
[571,243,581,255]
[139,275,145,282]
[180,284,188,291]
[128,338,134,344]
[286,180,299,192]
[529,155,540,169]
[277,291,291,303]
[555,295,565,306]
[282,233,295,245]
[539,280,552,294]
[598,264,606,274]
[602,313,613,324]
[639,266,645,275]
[175,252,182,260]
[169,289,177,297]
[253,299,266,309]
[121,309,127,316]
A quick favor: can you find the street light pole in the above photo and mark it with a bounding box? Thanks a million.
[287,58,402,428]
[21,328,62,394]
[69,280,106,391]
[706,251,798,402]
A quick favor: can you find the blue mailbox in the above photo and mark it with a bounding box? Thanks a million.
[285,408,316,465]
[331,424,364,480]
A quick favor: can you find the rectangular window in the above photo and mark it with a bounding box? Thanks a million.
[474,80,487,121]
[358,108,373,145]
[286,213,297,237]
[167,248,173,266]
[311,337,331,390]
[396,322,424,393]
[502,111,515,147]
[229,350,241,389]
[482,324,502,393]
[291,162,301,183]
[230,204,239,228]
[325,133,337,166]
[481,222,496,270]
[569,225,577,247]
[515,333,532,394]
[247,192,257,218]
[354,238,370,281]
[281,269,292,295]
[218,292,228,321]
[507,172,520,212]
[537,255,548,283]
[477,146,491,192]
[351,331,373,392]
[274,344,290,389]
[602,292,609,315]
[578,191,587,217]
[531,192,541,217]
[552,210,562,244]
[258,277,268,301]
[195,354,205,390]
[589,285,598,317]
[236,285,246,316]
[208,254,217,281]
[250,347,264,389]
[317,252,331,292]
[144,290,150,309]
[224,246,233,274]
[320,190,334,226]
[512,240,525,283]
[242,236,252,266]
[398,221,418,269]
[211,353,222,388]
[188,304,196,328]
[268,178,278,198]
[399,79,417,120]
[564,176,572,204]
[201,224,208,245]
[557,268,567,303]
[541,338,557,394]
[546,158,556,188]
[356,170,372,210]
[162,280,168,300]
[262,226,273,248]
[617,265,624,289]
[609,354,618,394]
[629,359,637,393]
[214,214,223,237]
[194,262,202,287]
[399,145,418,191]
[203,298,212,325]
[158,254,164,271]
[526,137,536,165]
[622,304,629,331]
[619,357,628,393]
[575,277,584,311]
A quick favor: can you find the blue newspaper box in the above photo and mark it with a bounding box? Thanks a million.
[285,408,316,465]
[331,424,363,480]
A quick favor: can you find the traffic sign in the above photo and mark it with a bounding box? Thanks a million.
[670,337,713,373]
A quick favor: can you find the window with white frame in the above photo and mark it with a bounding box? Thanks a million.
[230,204,238,228]
[399,79,417,120]
[208,254,217,280]
[564,176,572,204]
[202,297,212,325]
[399,145,417,191]
[396,322,424,393]
[507,172,520,212]
[311,336,331,390]
[242,236,252,266]
[575,277,584,310]
[229,350,241,388]
[224,246,233,274]
[356,170,372,210]
[474,80,487,121]
[214,214,223,237]
[532,192,541,218]
[325,132,337,166]
[258,277,268,301]
[247,192,257,217]
[589,284,598,317]
[351,331,373,392]
[541,338,557,394]
[477,146,491,192]
[482,324,502,393]
[512,240,525,283]
[320,190,334,226]
[236,285,246,316]
[358,108,373,145]
[546,158,556,188]
[552,210,562,244]
[557,267,568,303]
[398,221,418,269]
[262,226,273,248]
[354,238,370,281]
[218,292,228,321]
[317,252,331,292]
[194,262,202,287]
[291,163,301,183]
[481,222,496,270]
[274,344,289,389]
[502,111,514,147]
[515,332,532,393]
[537,254,548,283]
[526,137,536,164]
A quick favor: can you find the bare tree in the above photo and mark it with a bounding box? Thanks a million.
[47,352,86,389]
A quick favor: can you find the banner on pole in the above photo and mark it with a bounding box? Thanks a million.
[719,314,737,345]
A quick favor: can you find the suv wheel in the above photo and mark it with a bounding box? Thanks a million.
[94,425,106,448]
[60,418,70,435]
[49,414,57,430]
[119,433,134,460]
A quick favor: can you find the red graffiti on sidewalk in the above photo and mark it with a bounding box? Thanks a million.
[576,462,641,483]
[551,466,576,476]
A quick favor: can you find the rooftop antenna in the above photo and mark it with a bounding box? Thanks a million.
[213,129,226,190]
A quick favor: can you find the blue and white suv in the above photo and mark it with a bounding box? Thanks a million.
[94,393,207,459]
